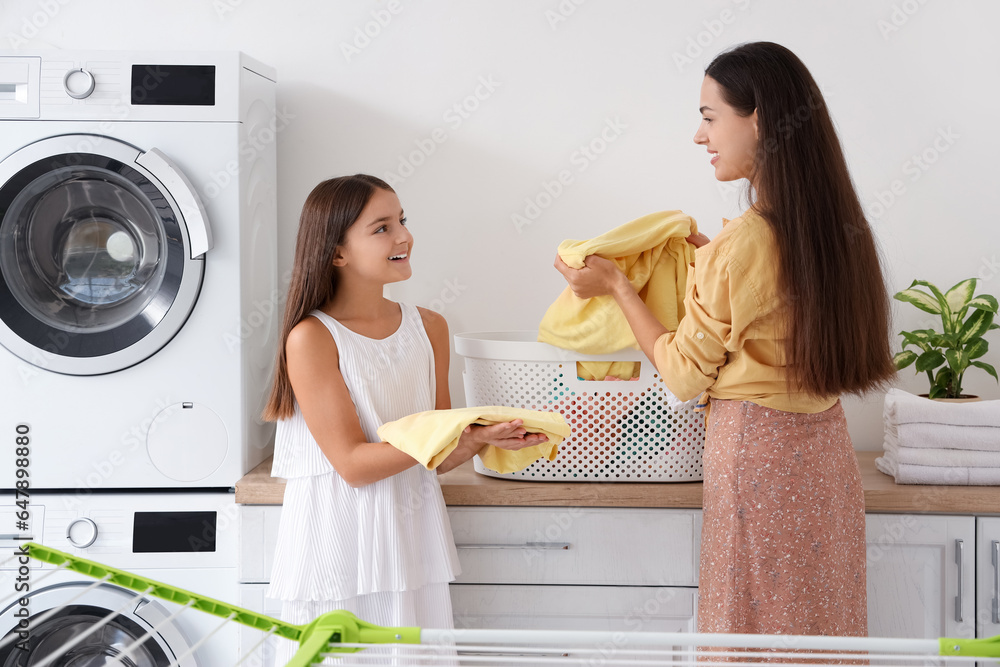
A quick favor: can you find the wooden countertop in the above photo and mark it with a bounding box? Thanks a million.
[235,451,1000,514]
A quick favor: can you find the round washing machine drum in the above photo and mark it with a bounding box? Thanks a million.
[0,134,212,376]
[0,582,197,666]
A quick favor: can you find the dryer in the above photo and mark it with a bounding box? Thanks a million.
[0,52,278,489]
[0,491,239,665]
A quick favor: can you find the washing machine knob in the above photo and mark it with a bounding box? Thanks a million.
[63,68,96,100]
[66,517,98,548]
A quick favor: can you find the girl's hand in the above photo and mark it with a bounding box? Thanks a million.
[459,420,550,454]
[553,254,629,299]
[686,232,711,248]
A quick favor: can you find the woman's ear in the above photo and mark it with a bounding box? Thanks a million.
[751,108,759,140]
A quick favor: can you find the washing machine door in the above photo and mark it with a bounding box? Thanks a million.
[0,582,197,666]
[0,134,212,376]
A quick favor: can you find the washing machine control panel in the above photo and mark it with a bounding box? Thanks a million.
[62,67,95,99]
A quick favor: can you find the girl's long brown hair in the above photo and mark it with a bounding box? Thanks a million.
[262,174,394,421]
[706,42,895,396]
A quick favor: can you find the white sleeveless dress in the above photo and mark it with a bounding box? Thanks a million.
[267,304,460,665]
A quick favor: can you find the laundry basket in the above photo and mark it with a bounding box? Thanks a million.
[454,331,705,482]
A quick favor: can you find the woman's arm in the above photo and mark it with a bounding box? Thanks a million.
[418,307,549,475]
[553,255,666,365]
[285,317,418,488]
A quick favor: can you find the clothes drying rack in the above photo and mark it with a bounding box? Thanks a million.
[4,542,999,666]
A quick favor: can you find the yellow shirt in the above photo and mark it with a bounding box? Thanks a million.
[653,209,837,414]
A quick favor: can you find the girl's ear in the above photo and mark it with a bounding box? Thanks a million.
[331,245,347,268]
[751,108,759,140]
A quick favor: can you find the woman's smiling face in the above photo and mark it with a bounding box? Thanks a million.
[693,75,759,184]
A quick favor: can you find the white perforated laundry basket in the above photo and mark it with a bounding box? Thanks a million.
[454,331,705,482]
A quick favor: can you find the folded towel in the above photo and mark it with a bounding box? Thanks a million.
[876,454,1000,485]
[377,407,570,474]
[885,388,1000,428]
[885,422,1000,454]
[895,446,1000,468]
[883,389,1000,454]
[538,210,697,381]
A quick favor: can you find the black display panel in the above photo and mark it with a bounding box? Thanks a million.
[133,511,217,553]
[131,65,215,106]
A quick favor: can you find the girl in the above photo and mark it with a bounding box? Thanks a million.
[555,42,894,638]
[262,174,545,664]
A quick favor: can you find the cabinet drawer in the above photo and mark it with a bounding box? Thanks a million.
[447,507,701,586]
[451,584,697,633]
[239,505,283,583]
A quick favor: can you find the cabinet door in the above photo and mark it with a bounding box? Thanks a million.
[451,583,697,633]
[866,514,975,639]
[977,517,1000,640]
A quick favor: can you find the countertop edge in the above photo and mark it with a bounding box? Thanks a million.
[235,451,1000,514]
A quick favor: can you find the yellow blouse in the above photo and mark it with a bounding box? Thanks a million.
[653,209,838,414]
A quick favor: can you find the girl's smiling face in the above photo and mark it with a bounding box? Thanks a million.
[693,75,759,184]
[334,187,413,284]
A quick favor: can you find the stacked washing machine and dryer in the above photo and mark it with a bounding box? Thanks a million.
[0,51,279,665]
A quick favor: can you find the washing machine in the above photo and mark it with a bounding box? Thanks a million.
[0,491,239,665]
[0,51,278,490]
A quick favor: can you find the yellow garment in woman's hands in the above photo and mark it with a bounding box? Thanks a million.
[376,407,570,474]
[538,210,698,379]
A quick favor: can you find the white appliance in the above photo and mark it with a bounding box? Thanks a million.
[0,51,278,489]
[0,491,239,665]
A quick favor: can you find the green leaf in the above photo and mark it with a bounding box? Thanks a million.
[959,308,995,344]
[971,360,999,383]
[899,331,931,351]
[990,323,1000,331]
[894,287,942,315]
[966,338,989,360]
[928,384,948,399]
[945,278,977,313]
[967,294,999,313]
[945,348,969,374]
[893,350,919,370]
[915,349,946,372]
[930,332,960,348]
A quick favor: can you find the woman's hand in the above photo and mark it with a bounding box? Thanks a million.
[686,232,711,248]
[553,254,629,299]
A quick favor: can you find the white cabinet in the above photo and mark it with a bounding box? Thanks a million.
[865,514,976,639]
[977,518,1000,641]
[448,507,702,634]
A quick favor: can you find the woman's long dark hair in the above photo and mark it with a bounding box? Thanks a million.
[262,174,394,421]
[706,42,895,397]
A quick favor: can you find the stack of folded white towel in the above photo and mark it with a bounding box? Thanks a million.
[876,388,1000,485]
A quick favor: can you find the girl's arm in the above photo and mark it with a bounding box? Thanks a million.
[286,316,419,487]
[418,307,549,475]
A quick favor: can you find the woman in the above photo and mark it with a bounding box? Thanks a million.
[555,41,894,637]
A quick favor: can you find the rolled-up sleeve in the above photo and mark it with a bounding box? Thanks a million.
[653,250,757,401]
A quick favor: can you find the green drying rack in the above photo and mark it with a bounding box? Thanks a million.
[18,541,419,667]
[16,540,1000,665]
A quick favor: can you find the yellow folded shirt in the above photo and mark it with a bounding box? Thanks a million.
[376,407,570,474]
[538,210,697,380]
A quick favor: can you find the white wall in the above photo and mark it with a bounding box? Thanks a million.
[5,0,997,449]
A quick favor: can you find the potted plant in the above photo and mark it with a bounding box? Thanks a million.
[893,278,998,400]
